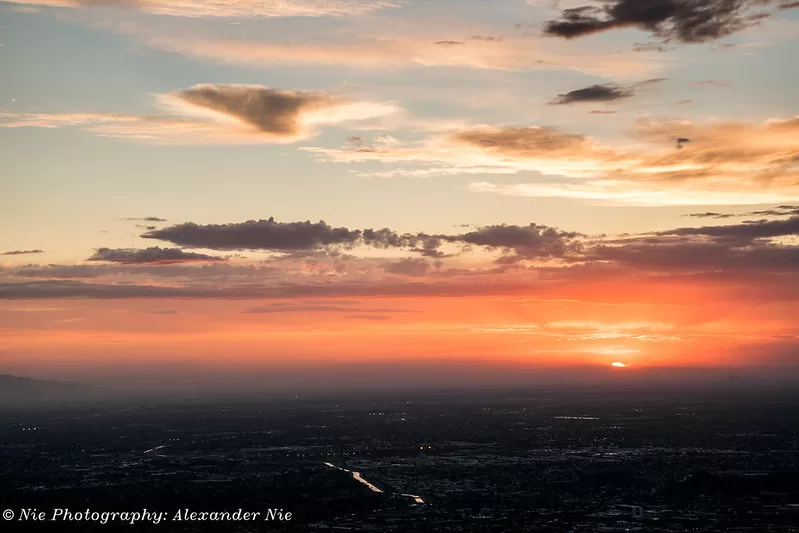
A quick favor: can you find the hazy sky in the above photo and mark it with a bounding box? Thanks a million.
[1,0,798,388]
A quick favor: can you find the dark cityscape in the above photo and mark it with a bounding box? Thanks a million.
[2,382,798,532]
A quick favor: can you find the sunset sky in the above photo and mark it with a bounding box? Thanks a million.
[1,0,798,391]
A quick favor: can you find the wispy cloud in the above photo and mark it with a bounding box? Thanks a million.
[0,85,398,145]
[87,247,226,264]
[0,0,401,18]
[129,30,662,78]
[1,249,44,256]
[306,116,799,205]
[549,79,664,105]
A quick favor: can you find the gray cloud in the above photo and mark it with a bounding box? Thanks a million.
[142,217,580,264]
[543,0,777,43]
[142,218,363,251]
[6,214,799,303]
[383,258,431,277]
[661,216,799,242]
[88,247,226,264]
[551,79,664,105]
[10,262,283,281]
[1,249,44,256]
[125,216,167,222]
[172,85,332,139]
[15,265,104,279]
[587,214,799,274]
[589,238,799,272]
[685,205,799,219]
[550,83,634,105]
[685,212,738,219]
[3,269,798,304]
[446,224,582,262]
[0,279,542,301]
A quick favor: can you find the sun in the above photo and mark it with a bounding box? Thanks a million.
[610,362,626,368]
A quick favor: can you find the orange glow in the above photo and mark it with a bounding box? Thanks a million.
[2,276,797,381]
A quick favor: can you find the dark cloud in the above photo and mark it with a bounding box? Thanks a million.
[661,216,799,241]
[142,216,580,264]
[143,218,441,256]
[550,84,634,105]
[588,238,799,272]
[0,278,547,301]
[15,265,104,279]
[543,0,777,43]
[685,206,799,219]
[434,40,464,46]
[410,235,448,258]
[125,216,167,222]
[10,262,280,280]
[552,78,665,105]
[3,269,798,304]
[173,84,332,138]
[8,214,797,304]
[0,280,192,299]
[746,206,799,217]
[361,228,433,250]
[1,249,44,256]
[685,212,737,219]
[142,218,362,251]
[383,258,431,277]
[447,224,582,262]
[587,214,799,274]
[87,247,226,265]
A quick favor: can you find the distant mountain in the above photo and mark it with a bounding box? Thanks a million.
[0,375,104,405]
